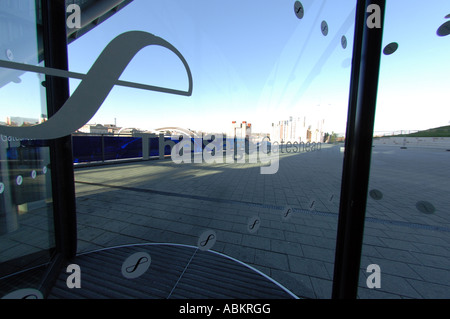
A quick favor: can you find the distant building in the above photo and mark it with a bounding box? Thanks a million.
[78,124,109,134]
[103,124,122,134]
[117,127,143,135]
[229,121,252,139]
[6,116,39,126]
[271,116,325,143]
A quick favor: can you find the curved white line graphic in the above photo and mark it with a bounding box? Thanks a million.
[0,31,193,139]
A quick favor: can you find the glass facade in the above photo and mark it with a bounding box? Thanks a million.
[66,0,358,299]
[0,0,448,301]
[359,2,450,298]
[0,0,55,295]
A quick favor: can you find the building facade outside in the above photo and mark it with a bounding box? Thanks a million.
[271,116,325,144]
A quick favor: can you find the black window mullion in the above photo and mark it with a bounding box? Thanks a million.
[41,0,77,261]
[332,0,386,299]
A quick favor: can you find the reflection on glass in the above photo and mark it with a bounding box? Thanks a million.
[0,0,55,293]
[361,0,450,298]
[68,0,358,299]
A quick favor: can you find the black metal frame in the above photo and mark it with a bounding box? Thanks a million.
[332,0,386,299]
[38,0,77,296]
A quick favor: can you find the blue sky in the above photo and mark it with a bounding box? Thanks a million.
[67,0,358,134]
[375,0,450,134]
[1,0,449,135]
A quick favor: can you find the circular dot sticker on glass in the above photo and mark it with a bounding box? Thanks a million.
[121,252,151,279]
[16,175,23,186]
[247,216,261,234]
[437,20,450,37]
[197,230,217,251]
[308,198,317,211]
[321,20,329,36]
[369,189,383,201]
[341,35,347,49]
[383,42,398,55]
[328,194,335,203]
[415,201,436,215]
[294,1,304,19]
[281,206,294,221]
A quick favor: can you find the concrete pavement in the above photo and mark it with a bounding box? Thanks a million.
[73,144,450,299]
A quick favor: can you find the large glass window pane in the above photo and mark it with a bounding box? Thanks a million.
[0,0,55,296]
[57,0,357,299]
[359,0,450,298]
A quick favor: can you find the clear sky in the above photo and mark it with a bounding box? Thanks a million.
[1,0,449,136]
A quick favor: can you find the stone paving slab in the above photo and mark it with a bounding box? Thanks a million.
[72,144,450,299]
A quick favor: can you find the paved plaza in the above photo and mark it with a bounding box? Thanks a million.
[73,143,450,299]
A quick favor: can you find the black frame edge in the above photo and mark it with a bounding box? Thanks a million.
[332,0,386,299]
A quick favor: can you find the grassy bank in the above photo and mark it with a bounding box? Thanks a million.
[380,125,450,138]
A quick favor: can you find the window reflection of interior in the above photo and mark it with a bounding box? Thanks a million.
[0,0,56,285]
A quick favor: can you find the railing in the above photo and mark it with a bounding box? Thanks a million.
[71,133,328,166]
[72,133,144,164]
[71,133,234,165]
[373,130,420,137]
